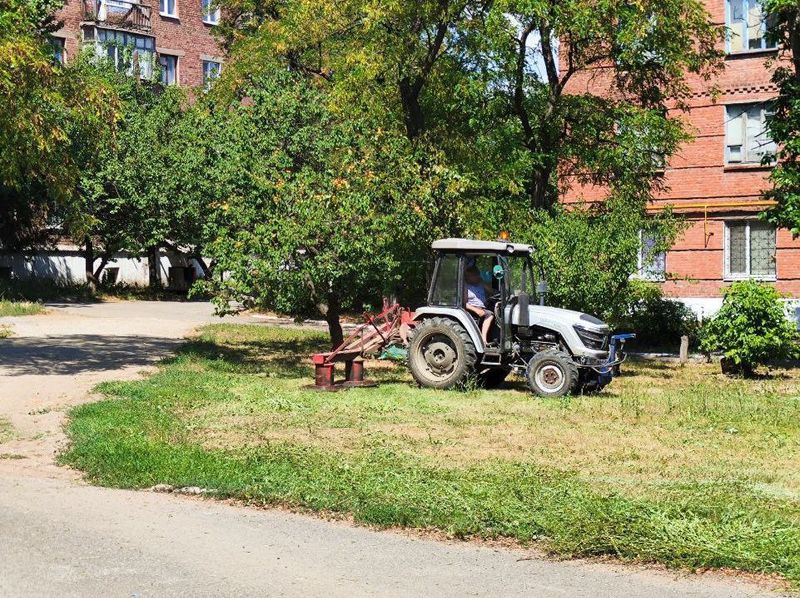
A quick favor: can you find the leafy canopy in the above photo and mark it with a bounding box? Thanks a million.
[763,0,800,235]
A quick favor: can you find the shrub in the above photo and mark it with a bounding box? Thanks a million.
[614,281,700,350]
[700,281,798,376]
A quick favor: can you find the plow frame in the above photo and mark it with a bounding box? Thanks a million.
[309,302,415,390]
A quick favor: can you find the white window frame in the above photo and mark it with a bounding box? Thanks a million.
[50,36,66,65]
[202,0,219,24]
[635,230,667,282]
[725,0,777,54]
[723,220,777,281]
[159,53,178,85]
[725,102,775,164]
[159,0,177,18]
[92,27,156,80]
[202,59,222,88]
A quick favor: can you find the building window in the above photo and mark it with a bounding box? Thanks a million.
[726,0,777,53]
[50,37,66,64]
[637,231,666,281]
[202,0,219,24]
[202,59,221,87]
[725,103,775,164]
[95,28,155,80]
[725,221,776,280]
[159,54,178,85]
[160,0,177,17]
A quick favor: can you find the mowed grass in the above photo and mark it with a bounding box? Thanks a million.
[0,300,45,317]
[62,324,800,583]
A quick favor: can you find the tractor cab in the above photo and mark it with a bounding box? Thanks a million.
[426,238,539,353]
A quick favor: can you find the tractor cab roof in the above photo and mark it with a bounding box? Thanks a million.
[431,238,533,255]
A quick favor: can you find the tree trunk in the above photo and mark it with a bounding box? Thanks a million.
[84,237,97,295]
[399,77,424,142]
[148,245,161,288]
[325,293,344,349]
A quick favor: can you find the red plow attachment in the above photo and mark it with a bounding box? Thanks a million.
[309,302,415,390]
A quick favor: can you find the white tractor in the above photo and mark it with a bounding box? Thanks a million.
[407,238,634,396]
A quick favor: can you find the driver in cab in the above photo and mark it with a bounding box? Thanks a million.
[464,266,495,347]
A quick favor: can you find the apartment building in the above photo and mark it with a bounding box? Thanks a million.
[565,0,799,317]
[1,0,227,288]
[51,0,224,88]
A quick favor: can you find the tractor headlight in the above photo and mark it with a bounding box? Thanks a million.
[573,325,609,350]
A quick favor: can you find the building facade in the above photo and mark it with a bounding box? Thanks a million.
[564,0,798,318]
[0,0,225,288]
[51,0,224,90]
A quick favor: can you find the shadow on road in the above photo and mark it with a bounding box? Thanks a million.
[0,335,183,376]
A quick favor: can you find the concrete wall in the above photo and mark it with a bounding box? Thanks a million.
[0,250,205,289]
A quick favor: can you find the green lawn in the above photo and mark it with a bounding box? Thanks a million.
[62,324,800,584]
[0,300,45,317]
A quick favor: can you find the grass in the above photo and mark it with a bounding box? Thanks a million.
[0,279,206,304]
[0,417,15,443]
[62,324,800,584]
[0,299,46,317]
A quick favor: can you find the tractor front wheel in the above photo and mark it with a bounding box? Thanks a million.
[526,350,579,397]
[408,317,477,389]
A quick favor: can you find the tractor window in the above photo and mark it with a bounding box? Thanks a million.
[502,256,532,295]
[430,253,461,306]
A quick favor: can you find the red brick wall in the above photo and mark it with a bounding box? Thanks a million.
[561,0,800,298]
[53,0,222,89]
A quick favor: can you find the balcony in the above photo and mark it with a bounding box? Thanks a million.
[83,0,152,31]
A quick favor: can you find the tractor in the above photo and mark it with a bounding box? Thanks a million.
[406,238,633,396]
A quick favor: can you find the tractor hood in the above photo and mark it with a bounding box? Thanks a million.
[510,304,610,334]
[529,305,609,331]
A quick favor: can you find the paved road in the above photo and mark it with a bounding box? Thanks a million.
[0,302,785,597]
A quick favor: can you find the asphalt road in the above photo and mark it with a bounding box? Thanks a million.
[0,302,785,597]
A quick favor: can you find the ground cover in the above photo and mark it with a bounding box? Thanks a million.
[62,324,800,584]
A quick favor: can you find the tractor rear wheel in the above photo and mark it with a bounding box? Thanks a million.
[526,350,579,397]
[408,317,477,389]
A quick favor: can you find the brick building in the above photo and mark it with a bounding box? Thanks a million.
[564,0,798,317]
[0,0,226,288]
[51,0,224,89]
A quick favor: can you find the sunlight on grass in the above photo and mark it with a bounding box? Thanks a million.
[0,300,45,317]
[63,323,800,584]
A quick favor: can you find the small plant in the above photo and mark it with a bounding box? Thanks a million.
[700,281,798,376]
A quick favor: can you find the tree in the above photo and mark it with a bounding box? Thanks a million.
[77,60,211,289]
[0,0,119,249]
[763,1,800,234]
[206,0,723,328]
[197,66,464,346]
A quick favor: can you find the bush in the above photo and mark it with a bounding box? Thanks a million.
[614,281,700,350]
[700,281,798,376]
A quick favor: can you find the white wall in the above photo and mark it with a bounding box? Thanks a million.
[0,250,206,288]
[674,297,800,325]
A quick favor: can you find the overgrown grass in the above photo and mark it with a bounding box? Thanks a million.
[62,324,800,584]
[0,299,46,317]
[0,279,206,303]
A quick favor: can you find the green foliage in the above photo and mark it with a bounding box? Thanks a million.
[615,281,700,349]
[701,281,798,375]
[197,65,466,342]
[0,0,119,246]
[202,0,721,328]
[763,1,800,234]
[498,201,684,323]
